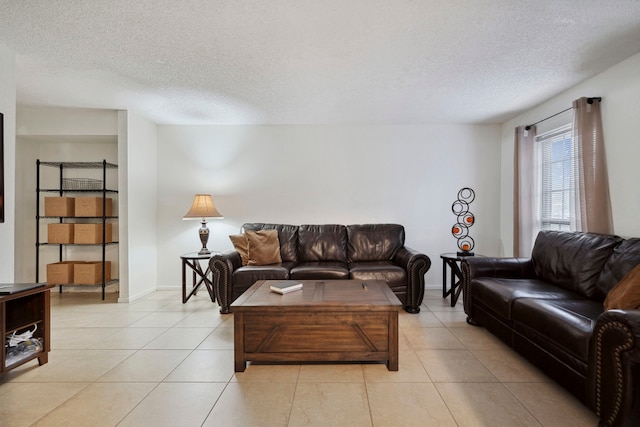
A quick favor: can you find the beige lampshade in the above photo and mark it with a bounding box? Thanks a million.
[183,194,223,219]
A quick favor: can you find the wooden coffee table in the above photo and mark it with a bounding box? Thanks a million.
[231,280,402,372]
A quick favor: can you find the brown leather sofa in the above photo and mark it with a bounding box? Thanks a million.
[210,223,431,314]
[462,230,640,427]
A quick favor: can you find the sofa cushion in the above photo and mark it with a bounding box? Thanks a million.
[470,277,585,320]
[513,298,602,365]
[603,263,640,310]
[531,230,622,298]
[229,234,249,266]
[298,225,348,262]
[243,223,299,262]
[349,261,406,287]
[246,230,282,265]
[595,238,640,301]
[347,224,405,262]
[290,262,350,280]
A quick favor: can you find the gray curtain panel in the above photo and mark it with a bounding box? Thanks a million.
[572,97,613,234]
[513,124,537,257]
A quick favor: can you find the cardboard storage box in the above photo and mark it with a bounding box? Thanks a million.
[44,197,75,217]
[47,261,76,285]
[75,197,113,217]
[48,223,74,244]
[73,261,112,284]
[74,223,113,244]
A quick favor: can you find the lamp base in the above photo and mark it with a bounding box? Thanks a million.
[198,219,210,255]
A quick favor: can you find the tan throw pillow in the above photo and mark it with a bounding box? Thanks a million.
[229,234,249,266]
[246,229,282,265]
[604,264,640,310]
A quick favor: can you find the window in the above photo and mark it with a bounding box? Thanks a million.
[536,124,574,231]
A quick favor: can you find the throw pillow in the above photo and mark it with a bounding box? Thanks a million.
[246,229,282,265]
[604,264,640,310]
[229,234,249,266]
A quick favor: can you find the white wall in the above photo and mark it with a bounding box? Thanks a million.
[118,111,158,301]
[0,43,16,282]
[16,107,119,136]
[500,52,640,255]
[157,124,502,288]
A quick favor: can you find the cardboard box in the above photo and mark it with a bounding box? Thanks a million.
[75,197,113,217]
[74,223,113,244]
[73,261,112,284]
[47,261,76,285]
[48,223,74,244]
[44,197,75,217]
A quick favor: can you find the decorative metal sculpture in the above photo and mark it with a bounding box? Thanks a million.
[451,187,475,256]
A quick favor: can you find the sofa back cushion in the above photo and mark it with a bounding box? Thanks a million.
[531,230,622,298]
[347,224,405,262]
[242,223,299,262]
[298,224,348,262]
[595,238,640,301]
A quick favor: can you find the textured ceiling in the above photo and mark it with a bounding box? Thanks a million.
[1,1,640,125]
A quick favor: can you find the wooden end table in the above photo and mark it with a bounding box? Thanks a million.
[441,252,478,307]
[180,252,216,303]
[231,280,402,372]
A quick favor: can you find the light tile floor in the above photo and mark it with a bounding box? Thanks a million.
[0,289,599,426]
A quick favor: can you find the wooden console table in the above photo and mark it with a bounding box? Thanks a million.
[1,283,54,375]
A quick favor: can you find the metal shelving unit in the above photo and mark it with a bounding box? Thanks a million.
[35,160,119,300]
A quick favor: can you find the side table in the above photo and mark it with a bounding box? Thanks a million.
[1,284,55,375]
[440,252,476,307]
[181,252,216,303]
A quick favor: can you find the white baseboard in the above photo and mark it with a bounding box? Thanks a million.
[118,287,156,303]
[156,285,181,291]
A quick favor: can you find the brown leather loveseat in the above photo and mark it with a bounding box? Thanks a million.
[210,223,431,314]
[462,230,640,427]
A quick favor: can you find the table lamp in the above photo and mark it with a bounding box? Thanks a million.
[183,194,223,255]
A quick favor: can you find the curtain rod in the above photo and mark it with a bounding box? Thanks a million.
[525,97,601,131]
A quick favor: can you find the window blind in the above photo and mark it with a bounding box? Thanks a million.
[536,124,573,231]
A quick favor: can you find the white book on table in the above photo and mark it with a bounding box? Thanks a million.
[269,281,303,294]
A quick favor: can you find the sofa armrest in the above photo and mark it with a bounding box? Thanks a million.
[393,246,431,313]
[209,250,242,314]
[462,256,536,281]
[461,257,536,318]
[588,309,640,427]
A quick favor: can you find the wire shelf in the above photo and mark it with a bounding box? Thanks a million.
[39,161,118,169]
[61,178,103,190]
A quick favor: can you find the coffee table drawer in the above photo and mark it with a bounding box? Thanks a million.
[244,312,391,353]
